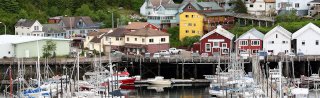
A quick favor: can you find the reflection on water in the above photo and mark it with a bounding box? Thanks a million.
[124,83,211,98]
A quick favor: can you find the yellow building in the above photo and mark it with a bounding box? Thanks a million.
[179,12,204,41]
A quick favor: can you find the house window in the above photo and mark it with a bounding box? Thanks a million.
[188,23,192,26]
[34,26,39,31]
[222,43,227,48]
[260,5,262,7]
[127,37,129,41]
[192,30,195,33]
[251,40,260,46]
[161,38,166,42]
[142,38,145,42]
[239,40,248,46]
[149,39,154,43]
[8,51,10,54]
[250,4,253,7]
[116,37,119,41]
[194,23,196,26]
[135,38,137,41]
[295,3,299,8]
[213,42,219,47]
[120,38,123,40]
[276,34,278,38]
[252,50,259,54]
[269,41,274,44]
[191,15,194,18]
[316,40,319,45]
[188,6,192,9]
[282,41,288,44]
[205,43,211,52]
[186,15,189,18]
[186,30,189,33]
[302,40,305,46]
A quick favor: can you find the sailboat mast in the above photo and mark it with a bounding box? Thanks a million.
[37,40,41,88]
[9,66,12,98]
[77,52,80,92]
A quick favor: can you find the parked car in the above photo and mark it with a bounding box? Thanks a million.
[145,53,151,58]
[168,48,181,54]
[240,51,249,59]
[153,53,161,58]
[286,52,295,57]
[159,50,170,56]
[192,52,200,57]
[297,52,304,57]
[258,51,268,60]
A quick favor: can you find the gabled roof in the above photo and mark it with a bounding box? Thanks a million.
[180,1,223,11]
[203,12,234,16]
[310,0,320,3]
[43,24,65,34]
[125,22,157,30]
[236,28,264,41]
[200,25,235,40]
[148,0,175,8]
[162,4,180,9]
[106,28,130,37]
[264,25,292,39]
[197,2,222,10]
[292,23,320,39]
[90,35,104,43]
[126,28,169,37]
[61,16,97,29]
[15,19,37,27]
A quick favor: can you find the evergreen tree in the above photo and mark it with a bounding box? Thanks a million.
[1,0,20,13]
[233,0,247,13]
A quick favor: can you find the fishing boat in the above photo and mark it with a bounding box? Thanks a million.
[148,76,172,85]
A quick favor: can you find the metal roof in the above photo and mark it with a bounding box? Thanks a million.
[0,35,70,45]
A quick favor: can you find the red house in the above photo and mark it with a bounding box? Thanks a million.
[196,25,234,56]
[235,28,264,56]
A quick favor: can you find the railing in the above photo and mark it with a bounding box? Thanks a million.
[161,20,171,23]
[203,18,234,23]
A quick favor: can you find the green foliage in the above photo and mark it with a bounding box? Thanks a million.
[233,0,247,13]
[42,40,57,58]
[181,36,201,47]
[48,6,59,17]
[0,0,144,35]
[167,26,181,47]
[0,0,20,13]
[75,4,94,17]
[275,10,300,22]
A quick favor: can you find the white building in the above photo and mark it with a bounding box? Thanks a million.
[263,25,292,55]
[0,35,70,58]
[246,0,276,16]
[307,0,320,16]
[43,24,66,38]
[15,19,45,36]
[276,0,313,16]
[292,23,320,55]
[59,16,100,38]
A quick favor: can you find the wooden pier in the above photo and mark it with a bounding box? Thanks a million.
[1,55,320,65]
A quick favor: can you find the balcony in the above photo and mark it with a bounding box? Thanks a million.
[161,20,171,24]
[203,17,234,23]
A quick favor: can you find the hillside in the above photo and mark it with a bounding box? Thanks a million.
[0,0,146,35]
